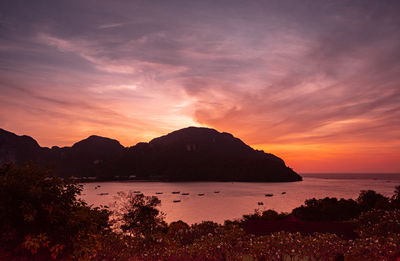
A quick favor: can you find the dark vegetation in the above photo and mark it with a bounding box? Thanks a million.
[291,189,393,222]
[0,164,110,259]
[1,164,400,260]
[0,127,301,182]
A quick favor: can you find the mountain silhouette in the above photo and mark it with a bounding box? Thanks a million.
[0,127,302,182]
[0,128,42,165]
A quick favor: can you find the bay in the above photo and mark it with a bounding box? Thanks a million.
[80,173,400,224]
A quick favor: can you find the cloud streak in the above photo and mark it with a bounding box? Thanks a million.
[0,0,399,172]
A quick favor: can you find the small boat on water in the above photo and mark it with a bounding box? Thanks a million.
[172,191,180,194]
[198,193,205,196]
[173,200,181,203]
[133,191,141,193]
[214,191,220,193]
[155,192,163,195]
[257,202,264,205]
[265,194,273,197]
[281,192,286,194]
[97,193,109,196]
[182,193,189,195]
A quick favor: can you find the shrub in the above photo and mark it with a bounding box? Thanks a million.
[356,209,400,237]
[190,221,220,239]
[242,209,289,222]
[292,197,360,221]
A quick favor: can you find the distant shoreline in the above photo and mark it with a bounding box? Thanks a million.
[79,178,303,184]
[302,173,400,180]
[76,173,400,183]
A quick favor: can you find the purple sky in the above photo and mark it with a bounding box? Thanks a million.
[0,0,399,172]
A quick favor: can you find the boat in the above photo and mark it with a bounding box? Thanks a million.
[97,193,109,196]
[182,193,189,195]
[133,191,141,193]
[198,193,205,196]
[173,200,181,203]
[214,191,220,193]
[155,192,163,195]
[265,194,273,197]
[282,192,286,194]
[257,202,264,205]
[172,191,180,194]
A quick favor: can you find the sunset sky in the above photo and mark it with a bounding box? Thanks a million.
[0,0,399,173]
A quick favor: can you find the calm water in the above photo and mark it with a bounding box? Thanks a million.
[80,173,400,224]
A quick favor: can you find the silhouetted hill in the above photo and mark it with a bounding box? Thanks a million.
[0,128,42,165]
[44,135,125,178]
[0,127,302,182]
[125,127,299,181]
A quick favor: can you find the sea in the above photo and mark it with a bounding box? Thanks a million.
[80,173,400,224]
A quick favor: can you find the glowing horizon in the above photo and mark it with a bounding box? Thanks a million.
[1,1,399,173]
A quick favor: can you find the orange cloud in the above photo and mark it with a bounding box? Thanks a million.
[1,0,399,173]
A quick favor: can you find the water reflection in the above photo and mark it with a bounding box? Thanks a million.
[81,176,400,224]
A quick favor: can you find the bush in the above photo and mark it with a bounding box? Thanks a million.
[242,209,289,222]
[167,220,192,245]
[190,221,220,239]
[292,197,360,221]
[356,209,400,237]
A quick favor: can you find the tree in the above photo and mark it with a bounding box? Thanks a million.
[357,190,390,211]
[113,192,166,239]
[292,197,360,221]
[0,163,111,259]
[391,185,400,209]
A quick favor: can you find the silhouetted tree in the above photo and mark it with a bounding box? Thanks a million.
[0,163,111,259]
[113,192,166,240]
[357,190,390,211]
[293,197,360,221]
[391,185,400,209]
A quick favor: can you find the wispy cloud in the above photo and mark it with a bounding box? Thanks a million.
[0,0,399,172]
[98,22,128,29]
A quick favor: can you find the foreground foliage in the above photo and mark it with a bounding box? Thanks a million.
[0,164,110,259]
[1,164,400,260]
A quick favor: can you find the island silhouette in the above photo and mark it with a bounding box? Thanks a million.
[0,127,302,182]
